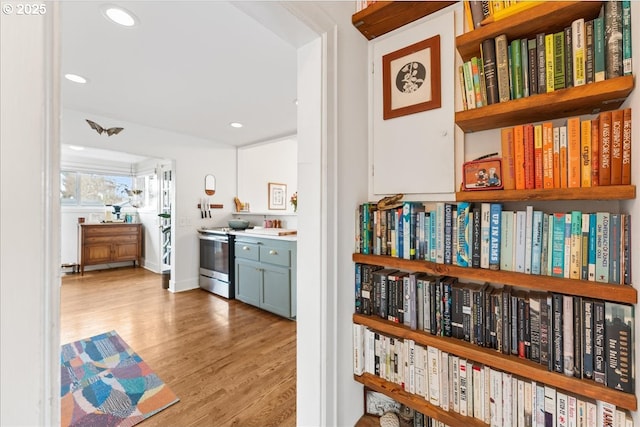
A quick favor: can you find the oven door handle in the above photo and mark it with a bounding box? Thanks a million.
[198,235,228,243]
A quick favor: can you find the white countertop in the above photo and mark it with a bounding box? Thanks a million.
[231,230,297,242]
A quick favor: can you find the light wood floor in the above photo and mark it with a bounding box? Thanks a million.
[60,267,296,427]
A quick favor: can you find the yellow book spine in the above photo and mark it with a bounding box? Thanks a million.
[581,119,592,187]
[545,34,555,93]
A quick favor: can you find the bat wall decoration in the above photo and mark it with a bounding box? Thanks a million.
[86,119,124,136]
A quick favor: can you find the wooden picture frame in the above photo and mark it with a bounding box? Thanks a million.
[268,182,287,210]
[382,34,441,120]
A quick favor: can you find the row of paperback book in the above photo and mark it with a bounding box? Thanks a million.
[354,265,635,394]
[460,2,632,110]
[353,324,634,427]
[465,1,529,31]
[356,201,631,285]
[500,108,632,190]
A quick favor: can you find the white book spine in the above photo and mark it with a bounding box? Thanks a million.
[408,339,415,394]
[568,395,577,427]
[459,358,468,416]
[452,356,460,413]
[563,295,575,376]
[515,210,527,272]
[557,391,568,427]
[518,379,525,427]
[586,400,597,427]
[503,373,512,426]
[440,351,449,411]
[501,211,515,271]
[524,381,532,427]
[436,203,445,264]
[490,369,503,427]
[353,324,364,375]
[467,360,474,417]
[596,400,615,427]
[473,364,483,420]
[428,346,440,406]
[484,365,491,425]
[544,386,557,427]
[525,205,534,274]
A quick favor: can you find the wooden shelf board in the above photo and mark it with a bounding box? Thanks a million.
[456,1,603,61]
[352,254,637,304]
[455,76,635,133]
[455,185,636,202]
[353,314,638,411]
[354,373,488,426]
[352,1,456,40]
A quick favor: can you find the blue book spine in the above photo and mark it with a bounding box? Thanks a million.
[622,0,632,75]
[457,202,471,267]
[355,263,362,314]
[595,212,610,283]
[609,213,621,284]
[436,203,445,264]
[444,203,454,264]
[551,213,566,277]
[430,210,437,262]
[531,210,544,275]
[362,203,371,255]
[424,213,431,261]
[588,212,597,281]
[564,213,572,279]
[489,203,502,270]
[403,202,412,260]
[396,208,403,259]
[570,211,582,280]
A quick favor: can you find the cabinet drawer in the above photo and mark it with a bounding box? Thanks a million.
[260,245,290,267]
[235,242,260,261]
[83,225,139,236]
[85,235,138,244]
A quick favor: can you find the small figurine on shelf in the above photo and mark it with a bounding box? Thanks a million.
[290,192,297,212]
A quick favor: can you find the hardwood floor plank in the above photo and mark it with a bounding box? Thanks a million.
[60,267,296,426]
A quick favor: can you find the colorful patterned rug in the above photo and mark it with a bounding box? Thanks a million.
[60,330,179,427]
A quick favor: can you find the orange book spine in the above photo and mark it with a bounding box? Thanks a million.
[581,119,592,187]
[622,108,632,185]
[514,125,526,190]
[534,124,544,189]
[567,117,581,188]
[553,126,561,188]
[501,127,516,190]
[524,124,535,189]
[599,111,612,185]
[542,122,554,189]
[610,109,623,185]
[559,125,568,188]
[591,118,600,187]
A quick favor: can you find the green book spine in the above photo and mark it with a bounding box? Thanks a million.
[594,16,605,82]
[553,31,565,90]
[585,20,594,83]
[564,26,573,89]
[622,0,632,75]
[510,39,523,99]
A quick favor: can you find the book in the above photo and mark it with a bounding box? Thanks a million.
[551,212,566,277]
[482,38,500,105]
[581,213,590,280]
[593,300,606,384]
[545,33,555,92]
[610,109,623,185]
[582,299,595,380]
[562,294,574,377]
[531,210,544,275]
[495,34,511,102]
[557,391,568,427]
[622,108,632,185]
[622,0,632,75]
[489,203,501,271]
[553,31,566,90]
[436,202,445,264]
[521,38,530,97]
[564,25,573,89]
[581,119,592,187]
[529,293,541,363]
[599,111,612,185]
[597,400,616,427]
[457,202,472,268]
[524,205,533,274]
[605,0,623,79]
[514,124,526,190]
[592,117,600,187]
[543,121,554,188]
[514,210,527,273]
[595,212,610,283]
[559,125,568,188]
[553,126,561,188]
[500,211,515,272]
[534,123,544,189]
[528,38,538,98]
[567,117,581,188]
[459,65,469,111]
[569,211,582,280]
[469,0,485,29]
[472,206,481,268]
[605,302,634,393]
[552,293,564,373]
[610,213,621,285]
[481,203,491,269]
[471,56,484,108]
[572,18,586,86]
[536,32,547,94]
[594,14,606,82]
[510,39,523,99]
[501,127,516,190]
[544,386,556,426]
[585,19,595,84]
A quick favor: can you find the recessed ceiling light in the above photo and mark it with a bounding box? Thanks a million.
[68,145,85,151]
[230,122,243,128]
[102,5,138,27]
[65,73,87,84]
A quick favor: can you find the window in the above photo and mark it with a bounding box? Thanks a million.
[61,171,134,206]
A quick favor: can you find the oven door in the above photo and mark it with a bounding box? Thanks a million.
[199,234,229,282]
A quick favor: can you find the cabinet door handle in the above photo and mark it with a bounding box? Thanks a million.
[269,250,278,255]
[243,246,251,251]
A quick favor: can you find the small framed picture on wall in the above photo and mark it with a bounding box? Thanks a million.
[268,182,287,210]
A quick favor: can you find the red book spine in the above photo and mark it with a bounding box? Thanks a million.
[599,111,612,185]
[524,123,535,189]
[591,117,600,186]
[622,108,632,185]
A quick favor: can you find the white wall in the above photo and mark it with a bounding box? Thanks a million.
[1,3,60,425]
[237,137,298,214]
[62,108,237,291]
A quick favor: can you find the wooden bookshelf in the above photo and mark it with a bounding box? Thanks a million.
[352,253,637,304]
[354,314,638,411]
[455,76,635,133]
[352,1,456,40]
[456,1,603,62]
[354,373,488,426]
[455,185,636,202]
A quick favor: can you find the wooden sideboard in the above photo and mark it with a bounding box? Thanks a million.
[78,223,142,275]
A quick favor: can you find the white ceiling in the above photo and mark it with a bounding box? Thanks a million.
[61,1,299,150]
